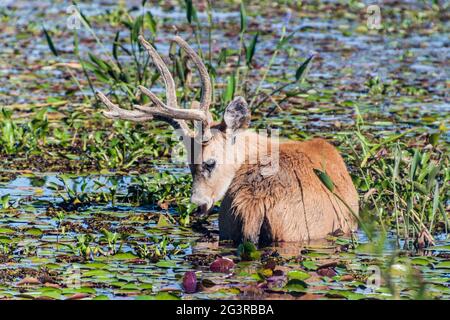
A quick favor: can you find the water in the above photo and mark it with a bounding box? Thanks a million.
[1,174,449,299]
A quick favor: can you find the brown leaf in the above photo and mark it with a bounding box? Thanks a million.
[158,201,169,210]
[317,268,337,278]
[200,279,216,289]
[340,274,354,282]
[263,259,277,270]
[272,269,284,277]
[17,277,41,286]
[129,258,147,265]
[363,188,378,202]
[299,293,324,300]
[318,261,338,269]
[66,293,90,300]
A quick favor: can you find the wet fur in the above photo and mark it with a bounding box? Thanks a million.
[218,138,359,245]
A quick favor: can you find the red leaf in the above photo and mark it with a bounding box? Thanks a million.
[182,271,197,294]
[210,257,235,273]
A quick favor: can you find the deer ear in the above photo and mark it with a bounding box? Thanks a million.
[223,96,250,132]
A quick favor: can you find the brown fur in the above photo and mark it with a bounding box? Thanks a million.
[218,137,359,245]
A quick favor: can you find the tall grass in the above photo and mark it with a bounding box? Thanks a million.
[338,106,449,244]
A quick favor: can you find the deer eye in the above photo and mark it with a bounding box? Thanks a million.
[203,158,216,173]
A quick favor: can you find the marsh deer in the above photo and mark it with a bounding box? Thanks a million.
[97,35,359,246]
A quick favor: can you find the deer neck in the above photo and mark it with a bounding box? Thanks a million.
[232,129,278,170]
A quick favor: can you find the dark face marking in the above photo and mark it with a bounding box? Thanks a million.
[202,158,216,176]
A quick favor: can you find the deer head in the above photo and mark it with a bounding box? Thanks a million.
[97,36,253,213]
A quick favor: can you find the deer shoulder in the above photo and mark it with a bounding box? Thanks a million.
[219,138,359,245]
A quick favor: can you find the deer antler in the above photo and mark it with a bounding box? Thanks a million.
[172,36,212,117]
[96,35,213,141]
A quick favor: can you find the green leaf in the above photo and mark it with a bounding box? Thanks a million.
[112,31,120,62]
[157,214,171,227]
[287,270,311,281]
[185,0,197,24]
[154,292,180,300]
[435,261,450,269]
[0,195,10,209]
[276,30,296,50]
[313,169,334,192]
[63,287,96,295]
[155,260,177,268]
[146,11,157,36]
[25,228,43,236]
[245,32,259,67]
[410,257,434,266]
[430,182,440,230]
[223,74,236,104]
[237,241,261,261]
[240,2,247,34]
[88,53,110,72]
[295,55,314,82]
[131,15,144,44]
[302,260,318,271]
[284,279,308,293]
[83,269,112,277]
[412,181,427,195]
[0,228,15,234]
[109,252,138,260]
[73,2,91,28]
[429,132,440,146]
[42,27,59,57]
[426,164,440,192]
[410,149,421,180]
[426,245,450,252]
[84,263,108,269]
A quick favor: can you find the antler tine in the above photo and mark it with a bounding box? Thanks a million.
[172,36,213,142]
[138,35,177,109]
[96,91,153,122]
[137,85,205,121]
[98,89,194,136]
[172,36,212,113]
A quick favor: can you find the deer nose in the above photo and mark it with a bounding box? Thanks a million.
[191,193,213,209]
[190,194,207,206]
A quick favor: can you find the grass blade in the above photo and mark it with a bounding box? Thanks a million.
[295,55,314,82]
[313,169,334,192]
[146,11,157,36]
[240,1,247,34]
[245,32,259,67]
[42,27,59,57]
